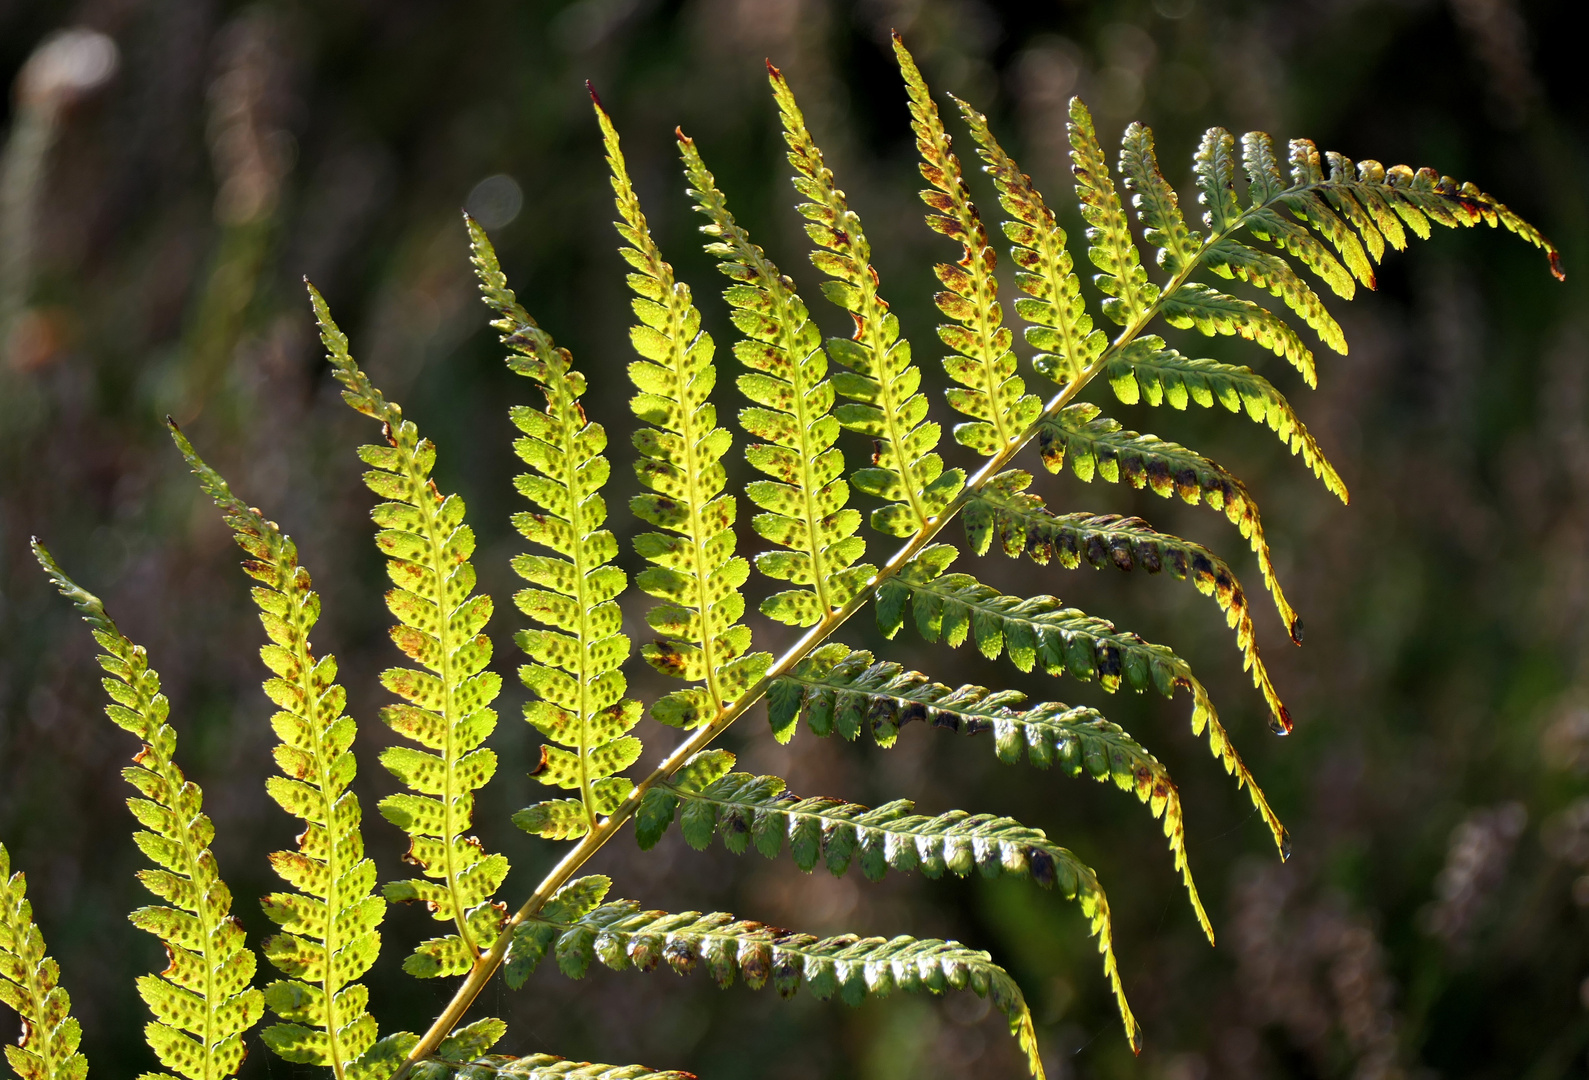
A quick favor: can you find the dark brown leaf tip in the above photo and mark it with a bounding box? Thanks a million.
[675,125,691,146]
[586,80,603,109]
[1549,249,1566,281]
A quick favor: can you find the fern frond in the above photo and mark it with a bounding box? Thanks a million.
[595,96,770,729]
[768,63,964,536]
[963,471,1290,725]
[466,218,643,841]
[1108,338,1346,502]
[408,1055,693,1080]
[504,876,1058,1070]
[1037,402,1305,652]
[767,643,1207,938]
[0,844,88,1080]
[951,95,1105,388]
[894,35,1040,456]
[33,542,264,1080]
[1120,122,1201,275]
[676,132,874,628]
[161,434,384,1072]
[875,547,1288,853]
[310,286,509,981]
[1068,98,1157,327]
[635,749,1141,1030]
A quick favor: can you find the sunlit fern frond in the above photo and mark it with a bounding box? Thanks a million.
[503,876,1057,1071]
[0,844,89,1080]
[769,63,965,537]
[964,470,1289,730]
[677,130,874,627]
[765,643,1208,939]
[894,35,1040,457]
[595,95,771,730]
[34,542,264,1080]
[161,433,383,1073]
[635,746,1142,1025]
[466,217,644,843]
[877,545,1287,854]
[310,287,509,982]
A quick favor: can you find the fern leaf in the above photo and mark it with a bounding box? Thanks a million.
[1281,139,1377,290]
[875,547,1288,854]
[1158,282,1315,385]
[408,1055,693,1080]
[1194,127,1245,237]
[159,433,385,1073]
[951,95,1105,388]
[1107,338,1346,502]
[504,877,1059,1070]
[637,750,1143,1033]
[1120,122,1201,275]
[769,62,964,536]
[676,131,874,627]
[310,286,509,981]
[34,542,264,1080]
[1068,98,1157,327]
[1037,401,1306,652]
[595,96,770,730]
[963,472,1291,726]
[895,35,1041,456]
[467,218,644,840]
[1199,238,1345,356]
[0,844,89,1080]
[1238,131,1564,292]
[765,643,1208,939]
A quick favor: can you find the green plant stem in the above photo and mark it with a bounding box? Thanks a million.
[394,185,1280,1078]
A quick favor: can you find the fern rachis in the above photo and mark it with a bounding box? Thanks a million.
[6,32,1561,1080]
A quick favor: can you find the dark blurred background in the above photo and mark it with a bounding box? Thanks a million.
[0,0,1584,1077]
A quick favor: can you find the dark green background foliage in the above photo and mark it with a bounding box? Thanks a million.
[0,0,1584,1077]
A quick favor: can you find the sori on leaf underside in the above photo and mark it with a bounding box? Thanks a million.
[10,29,1559,1080]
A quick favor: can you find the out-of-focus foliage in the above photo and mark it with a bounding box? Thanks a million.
[0,2,1583,1079]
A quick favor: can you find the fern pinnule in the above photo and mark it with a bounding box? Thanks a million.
[595,95,770,729]
[1119,121,1202,277]
[766,643,1208,940]
[677,131,875,627]
[894,36,1040,456]
[1199,235,1346,354]
[1107,340,1346,503]
[309,286,510,982]
[504,875,1055,1072]
[161,431,383,1074]
[769,62,965,537]
[1037,401,1308,647]
[636,750,1139,1039]
[0,843,88,1080]
[952,96,1104,390]
[33,540,264,1080]
[963,470,1291,730]
[466,218,644,841]
[1069,98,1158,327]
[877,545,1288,853]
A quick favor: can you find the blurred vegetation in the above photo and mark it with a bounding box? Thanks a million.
[0,0,1584,1077]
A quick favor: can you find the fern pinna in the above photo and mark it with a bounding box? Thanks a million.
[7,32,1560,1080]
